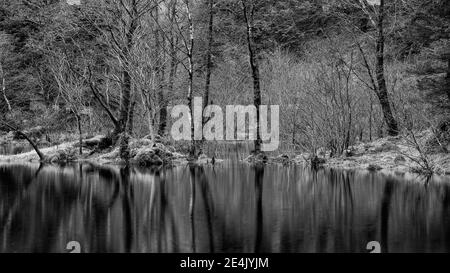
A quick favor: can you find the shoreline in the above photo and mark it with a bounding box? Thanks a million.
[1,134,450,178]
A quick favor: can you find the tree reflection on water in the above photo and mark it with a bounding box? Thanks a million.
[0,162,449,253]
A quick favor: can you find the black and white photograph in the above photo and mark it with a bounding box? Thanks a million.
[0,0,449,265]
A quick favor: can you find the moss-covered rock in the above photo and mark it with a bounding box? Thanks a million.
[132,142,177,166]
[133,148,163,166]
[47,148,78,163]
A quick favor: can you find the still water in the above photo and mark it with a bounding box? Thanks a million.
[0,162,449,253]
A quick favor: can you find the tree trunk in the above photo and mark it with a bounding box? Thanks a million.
[203,0,214,127]
[184,0,196,157]
[369,96,373,141]
[242,0,262,153]
[139,88,155,140]
[0,63,12,112]
[89,82,119,129]
[75,114,83,155]
[20,132,45,161]
[446,58,450,103]
[375,0,399,136]
[160,0,179,138]
[155,6,168,137]
[115,5,138,142]
[117,69,132,139]
[127,100,136,136]
[168,0,178,88]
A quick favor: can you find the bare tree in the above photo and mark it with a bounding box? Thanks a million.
[185,0,196,156]
[241,0,262,153]
[167,0,180,119]
[81,0,160,143]
[339,0,399,136]
[374,0,399,136]
[401,129,434,175]
[48,52,87,155]
[160,0,197,156]
[149,0,181,138]
[153,4,168,137]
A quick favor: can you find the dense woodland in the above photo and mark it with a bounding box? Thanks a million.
[0,0,449,160]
